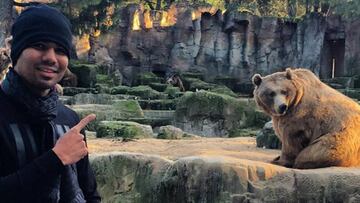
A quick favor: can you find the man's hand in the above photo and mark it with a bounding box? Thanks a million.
[52,114,96,165]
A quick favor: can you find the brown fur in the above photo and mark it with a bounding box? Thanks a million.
[252,68,360,169]
[166,74,185,92]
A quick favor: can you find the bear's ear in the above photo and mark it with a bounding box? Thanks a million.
[252,74,262,86]
[285,68,295,80]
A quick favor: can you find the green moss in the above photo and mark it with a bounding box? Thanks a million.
[138,99,176,110]
[228,128,260,138]
[63,87,98,96]
[209,85,238,98]
[96,121,153,138]
[185,78,217,91]
[112,100,144,118]
[149,83,168,92]
[69,63,98,88]
[135,72,162,86]
[127,85,164,99]
[164,86,181,99]
[110,86,131,94]
[95,83,112,94]
[182,72,204,80]
[96,74,113,86]
[120,118,172,128]
[175,91,261,135]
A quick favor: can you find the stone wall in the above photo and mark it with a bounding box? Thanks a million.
[85,4,360,87]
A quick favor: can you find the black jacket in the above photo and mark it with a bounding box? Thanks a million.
[0,88,101,202]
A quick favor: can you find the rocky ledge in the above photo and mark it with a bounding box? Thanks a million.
[89,138,360,203]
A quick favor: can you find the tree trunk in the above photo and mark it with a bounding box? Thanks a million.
[156,0,161,10]
[287,0,297,17]
[314,0,320,12]
[305,0,310,13]
[0,0,13,47]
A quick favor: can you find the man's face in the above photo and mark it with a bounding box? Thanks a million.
[14,41,68,96]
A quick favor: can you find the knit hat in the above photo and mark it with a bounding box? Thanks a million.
[11,4,72,65]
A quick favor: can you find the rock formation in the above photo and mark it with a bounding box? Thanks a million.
[84,4,360,89]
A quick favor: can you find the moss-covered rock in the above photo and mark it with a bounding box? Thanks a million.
[213,76,238,90]
[338,88,360,100]
[96,74,113,86]
[127,86,164,100]
[71,100,143,131]
[134,72,162,86]
[184,78,217,91]
[164,86,182,99]
[181,71,204,80]
[138,99,177,110]
[149,83,168,92]
[63,87,98,96]
[209,85,238,98]
[69,63,98,88]
[256,121,281,149]
[228,128,260,138]
[70,93,136,105]
[96,121,153,138]
[121,118,172,128]
[175,91,264,137]
[112,100,144,118]
[157,125,184,139]
[94,83,112,94]
[110,85,131,95]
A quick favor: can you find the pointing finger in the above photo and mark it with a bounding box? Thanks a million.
[73,114,96,132]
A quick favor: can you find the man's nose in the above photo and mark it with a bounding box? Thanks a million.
[41,48,57,65]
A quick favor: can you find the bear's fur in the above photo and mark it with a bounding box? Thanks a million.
[252,68,360,169]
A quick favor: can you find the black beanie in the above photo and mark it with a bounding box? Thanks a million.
[11,4,72,65]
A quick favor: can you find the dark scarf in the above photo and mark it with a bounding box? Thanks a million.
[1,68,58,121]
[1,68,85,203]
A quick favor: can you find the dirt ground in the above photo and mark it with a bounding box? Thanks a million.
[87,136,280,163]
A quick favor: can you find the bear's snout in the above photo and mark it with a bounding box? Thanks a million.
[278,104,288,114]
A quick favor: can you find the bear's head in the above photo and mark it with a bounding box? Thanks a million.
[252,68,302,117]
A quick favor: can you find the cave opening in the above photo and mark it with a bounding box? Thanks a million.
[320,33,345,79]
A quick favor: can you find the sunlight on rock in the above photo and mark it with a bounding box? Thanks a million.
[144,10,153,29]
[132,10,141,31]
[160,5,177,27]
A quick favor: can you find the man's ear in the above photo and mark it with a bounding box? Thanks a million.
[252,74,262,86]
[5,36,12,50]
[285,68,295,80]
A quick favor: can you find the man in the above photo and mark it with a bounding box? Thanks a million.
[0,4,101,202]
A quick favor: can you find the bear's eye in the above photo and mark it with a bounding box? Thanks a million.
[281,90,288,96]
[269,91,276,97]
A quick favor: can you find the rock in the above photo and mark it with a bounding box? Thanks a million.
[338,88,360,100]
[69,93,136,105]
[138,99,177,110]
[174,91,261,137]
[126,86,165,100]
[63,87,98,96]
[90,152,360,202]
[70,100,144,131]
[157,125,184,139]
[96,121,153,138]
[164,86,182,99]
[256,121,281,149]
[134,72,162,86]
[69,63,98,88]
[148,83,169,92]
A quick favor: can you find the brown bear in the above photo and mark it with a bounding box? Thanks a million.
[252,68,360,169]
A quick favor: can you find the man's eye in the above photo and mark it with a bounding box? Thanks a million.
[55,48,67,55]
[30,43,46,50]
